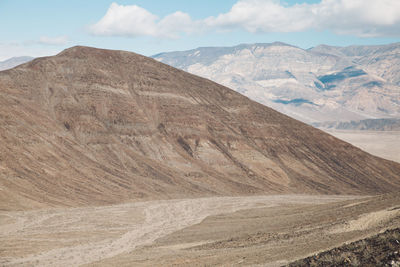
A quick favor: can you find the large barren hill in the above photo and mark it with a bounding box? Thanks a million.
[0,46,399,210]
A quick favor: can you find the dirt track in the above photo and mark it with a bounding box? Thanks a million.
[0,195,358,266]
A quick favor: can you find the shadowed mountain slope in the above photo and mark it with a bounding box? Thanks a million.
[1,46,400,210]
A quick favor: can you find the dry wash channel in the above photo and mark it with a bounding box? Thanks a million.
[0,195,358,266]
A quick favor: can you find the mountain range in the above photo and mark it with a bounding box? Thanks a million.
[1,46,400,211]
[314,118,400,131]
[153,42,400,125]
[0,56,33,71]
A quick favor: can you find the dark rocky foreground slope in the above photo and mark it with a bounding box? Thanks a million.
[0,46,400,210]
[287,228,400,267]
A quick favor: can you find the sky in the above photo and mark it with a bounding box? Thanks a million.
[1,0,400,60]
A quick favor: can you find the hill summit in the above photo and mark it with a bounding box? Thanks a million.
[1,46,400,210]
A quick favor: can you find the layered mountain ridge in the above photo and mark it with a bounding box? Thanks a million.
[1,46,400,211]
[154,42,400,124]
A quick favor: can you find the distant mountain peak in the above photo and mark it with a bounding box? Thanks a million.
[0,56,34,71]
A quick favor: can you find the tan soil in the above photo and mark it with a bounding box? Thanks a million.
[88,193,400,266]
[0,195,359,266]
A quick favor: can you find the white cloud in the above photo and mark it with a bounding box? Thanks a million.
[205,0,400,37]
[205,0,314,32]
[90,4,158,37]
[158,11,198,38]
[206,0,400,37]
[312,0,400,37]
[38,36,69,46]
[90,1,400,39]
[89,3,197,38]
